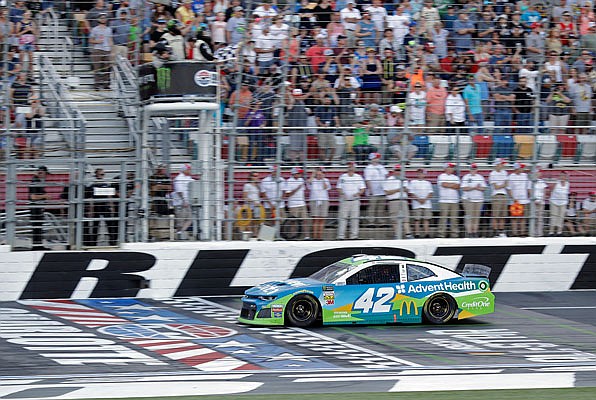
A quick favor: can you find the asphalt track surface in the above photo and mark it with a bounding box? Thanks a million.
[0,292,595,399]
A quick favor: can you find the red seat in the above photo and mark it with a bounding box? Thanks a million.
[473,135,493,159]
[556,135,578,158]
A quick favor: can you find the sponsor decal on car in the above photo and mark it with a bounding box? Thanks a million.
[461,297,491,309]
[406,281,476,294]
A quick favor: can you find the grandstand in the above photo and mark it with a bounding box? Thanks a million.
[0,0,595,249]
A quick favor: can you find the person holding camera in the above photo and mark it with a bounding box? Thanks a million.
[546,83,572,135]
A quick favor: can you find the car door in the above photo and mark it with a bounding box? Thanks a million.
[394,263,439,322]
[339,263,401,324]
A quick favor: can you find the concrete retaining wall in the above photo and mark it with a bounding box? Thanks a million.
[1,237,594,301]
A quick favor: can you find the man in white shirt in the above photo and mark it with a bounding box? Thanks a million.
[489,158,509,237]
[254,26,276,71]
[364,152,388,226]
[366,0,388,34]
[461,163,487,238]
[386,5,410,46]
[437,162,461,238]
[336,161,366,240]
[532,168,549,237]
[507,162,532,237]
[340,1,361,46]
[581,192,596,235]
[547,171,569,237]
[308,167,331,240]
[260,165,286,223]
[173,163,195,239]
[383,164,412,239]
[253,1,278,25]
[408,168,433,238]
[284,167,309,239]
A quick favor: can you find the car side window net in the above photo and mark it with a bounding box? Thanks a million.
[406,264,436,282]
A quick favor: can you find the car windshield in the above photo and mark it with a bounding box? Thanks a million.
[309,261,354,283]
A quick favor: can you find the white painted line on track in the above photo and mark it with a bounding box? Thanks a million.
[281,369,504,379]
[521,306,596,310]
[389,372,576,392]
[192,296,423,367]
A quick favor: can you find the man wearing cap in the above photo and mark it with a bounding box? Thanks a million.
[408,168,433,238]
[462,75,484,133]
[513,76,535,134]
[173,164,195,240]
[383,164,413,239]
[340,1,361,46]
[286,88,308,163]
[569,73,593,134]
[547,171,569,237]
[260,166,286,224]
[89,13,113,90]
[526,23,545,64]
[284,167,309,240]
[226,6,246,45]
[437,162,461,238]
[581,192,596,235]
[461,163,487,238]
[28,166,52,249]
[255,26,276,72]
[307,167,330,240]
[364,152,388,226]
[336,162,366,240]
[354,11,377,50]
[315,95,339,164]
[489,158,509,237]
[507,162,531,237]
[407,82,427,129]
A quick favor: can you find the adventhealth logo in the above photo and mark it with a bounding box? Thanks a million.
[407,281,476,294]
[396,284,406,294]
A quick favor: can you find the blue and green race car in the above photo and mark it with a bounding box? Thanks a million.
[239,254,494,327]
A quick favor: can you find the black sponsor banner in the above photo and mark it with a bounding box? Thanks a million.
[139,61,217,101]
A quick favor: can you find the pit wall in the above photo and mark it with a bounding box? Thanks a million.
[1,237,595,301]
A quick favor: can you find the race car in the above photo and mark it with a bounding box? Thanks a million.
[238,254,494,327]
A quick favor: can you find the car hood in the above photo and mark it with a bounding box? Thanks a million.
[244,278,323,297]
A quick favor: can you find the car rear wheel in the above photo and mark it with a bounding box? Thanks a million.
[423,293,456,324]
[286,294,319,327]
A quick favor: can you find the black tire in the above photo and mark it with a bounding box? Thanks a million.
[285,294,319,327]
[423,293,456,324]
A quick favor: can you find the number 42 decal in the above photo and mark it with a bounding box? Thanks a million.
[353,287,395,313]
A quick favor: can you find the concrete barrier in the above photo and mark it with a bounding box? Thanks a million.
[1,237,594,301]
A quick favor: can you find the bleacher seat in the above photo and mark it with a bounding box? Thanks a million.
[429,135,450,160]
[412,135,430,160]
[450,135,473,160]
[514,135,535,159]
[576,134,596,162]
[473,135,493,159]
[557,135,578,159]
[536,135,559,161]
[493,135,515,159]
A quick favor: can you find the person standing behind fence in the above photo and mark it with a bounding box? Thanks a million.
[437,162,460,239]
[489,158,509,238]
[364,152,388,226]
[284,167,309,240]
[260,165,286,224]
[408,168,433,238]
[336,161,366,240]
[89,168,118,246]
[581,192,596,235]
[308,167,330,241]
[89,13,113,90]
[243,171,263,237]
[383,164,413,239]
[110,8,130,59]
[507,163,531,237]
[532,168,548,237]
[461,163,487,238]
[548,171,570,237]
[172,164,194,240]
[28,166,51,250]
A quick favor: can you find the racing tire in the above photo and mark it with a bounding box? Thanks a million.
[423,293,456,324]
[285,294,319,327]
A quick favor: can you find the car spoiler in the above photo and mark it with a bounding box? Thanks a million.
[462,264,491,278]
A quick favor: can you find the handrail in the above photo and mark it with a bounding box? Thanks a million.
[38,55,86,156]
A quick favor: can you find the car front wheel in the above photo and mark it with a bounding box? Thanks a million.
[285,294,319,327]
[423,294,456,324]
